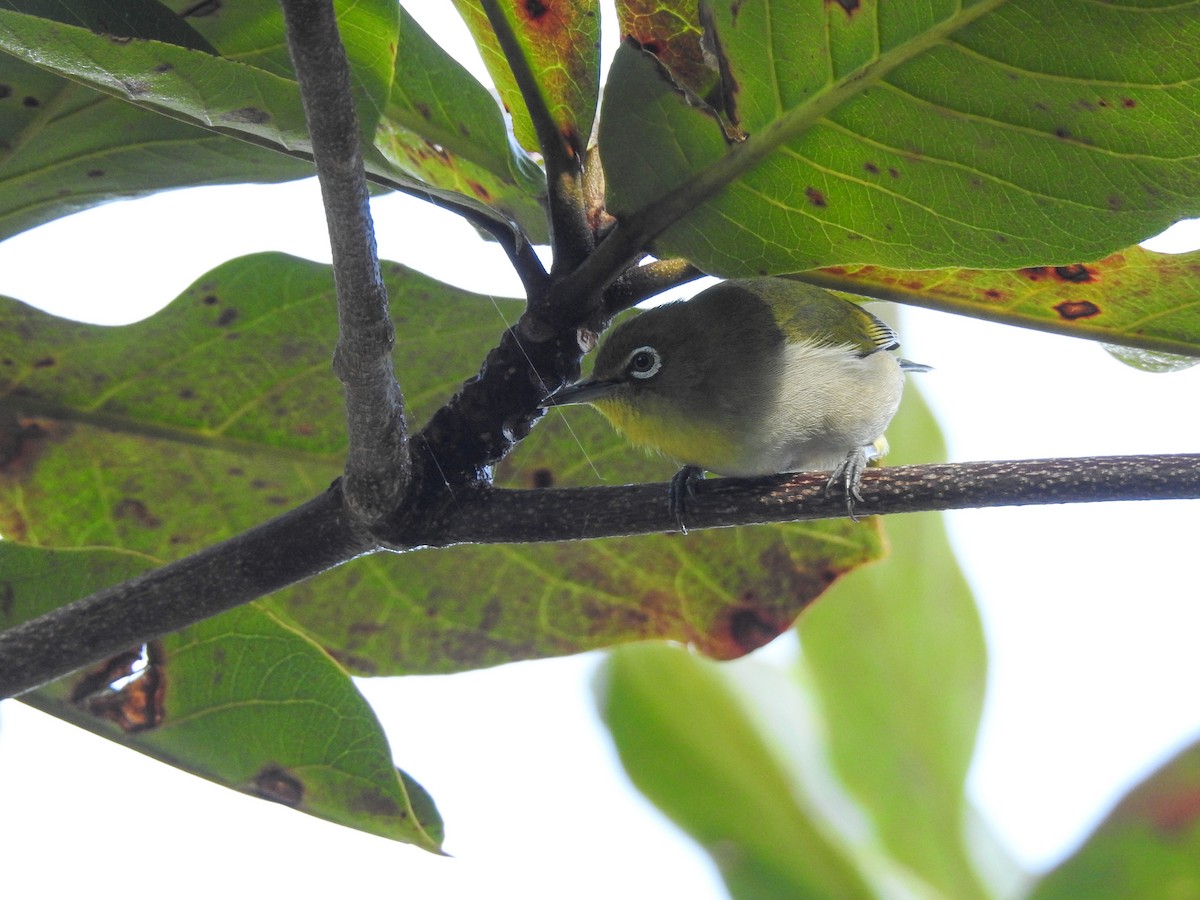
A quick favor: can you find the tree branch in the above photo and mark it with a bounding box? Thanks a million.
[280,0,407,524]
[400,454,1200,544]
[0,484,371,699]
[4,453,1197,699]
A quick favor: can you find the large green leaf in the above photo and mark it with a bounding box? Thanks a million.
[601,2,1200,273]
[596,643,875,898]
[0,543,443,850]
[0,0,398,242]
[1031,739,1200,898]
[0,49,314,243]
[798,383,990,897]
[0,0,547,244]
[450,0,600,153]
[0,253,883,677]
[595,378,993,897]
[0,8,380,149]
[801,245,1200,358]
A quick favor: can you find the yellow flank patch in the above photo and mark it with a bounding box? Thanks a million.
[591,396,739,471]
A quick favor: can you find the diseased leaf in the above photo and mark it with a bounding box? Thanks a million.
[0,10,355,150]
[601,3,1200,273]
[614,0,710,96]
[0,254,488,551]
[798,383,990,898]
[1031,740,1200,899]
[451,0,600,154]
[596,643,875,898]
[799,246,1200,358]
[1,543,444,851]
[379,5,547,240]
[0,1,534,243]
[0,0,398,125]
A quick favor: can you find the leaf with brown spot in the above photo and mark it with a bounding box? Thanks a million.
[379,6,547,240]
[798,245,1200,358]
[614,0,712,95]
[451,0,600,154]
[2,543,444,850]
[0,253,513,560]
[601,3,1200,273]
[0,1,395,241]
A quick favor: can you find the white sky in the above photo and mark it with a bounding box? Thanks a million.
[2,6,1200,898]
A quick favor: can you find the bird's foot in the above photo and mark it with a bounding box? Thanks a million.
[669,465,705,534]
[825,447,869,521]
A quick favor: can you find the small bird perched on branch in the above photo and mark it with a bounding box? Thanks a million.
[546,277,929,527]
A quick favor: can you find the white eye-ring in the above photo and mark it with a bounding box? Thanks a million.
[627,346,662,380]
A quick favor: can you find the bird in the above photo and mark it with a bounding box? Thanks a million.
[545,276,929,527]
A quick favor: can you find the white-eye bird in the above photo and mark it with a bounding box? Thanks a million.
[547,277,929,523]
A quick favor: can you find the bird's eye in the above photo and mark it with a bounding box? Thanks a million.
[627,346,661,380]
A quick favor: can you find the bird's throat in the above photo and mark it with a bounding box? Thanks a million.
[590,396,741,473]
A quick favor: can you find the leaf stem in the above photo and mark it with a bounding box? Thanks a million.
[476,0,592,276]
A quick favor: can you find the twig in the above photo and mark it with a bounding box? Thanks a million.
[477,0,592,276]
[280,0,407,523]
[603,259,705,317]
[397,454,1200,544]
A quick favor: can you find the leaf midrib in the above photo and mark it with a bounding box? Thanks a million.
[0,396,343,463]
[627,0,1011,246]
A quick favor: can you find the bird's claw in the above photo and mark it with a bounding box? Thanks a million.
[825,448,868,521]
[669,465,705,534]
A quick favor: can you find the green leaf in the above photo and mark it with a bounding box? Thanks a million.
[0,50,313,243]
[450,0,600,153]
[378,5,547,240]
[1031,739,1200,899]
[601,2,1200,273]
[797,382,990,897]
[800,246,1200,358]
[0,542,444,851]
[0,0,217,52]
[0,10,350,149]
[0,254,476,550]
[0,253,883,674]
[596,643,875,898]
[0,2,532,243]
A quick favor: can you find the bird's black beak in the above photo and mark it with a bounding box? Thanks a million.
[540,378,619,409]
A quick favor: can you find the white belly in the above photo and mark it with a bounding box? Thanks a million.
[710,341,905,477]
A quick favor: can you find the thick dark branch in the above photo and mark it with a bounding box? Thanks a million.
[281,0,407,524]
[410,454,1200,544]
[0,485,372,700]
[9,454,1193,699]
